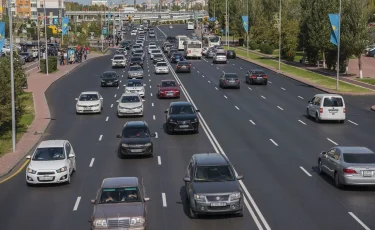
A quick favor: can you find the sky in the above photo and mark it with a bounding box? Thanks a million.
[74,0,160,5]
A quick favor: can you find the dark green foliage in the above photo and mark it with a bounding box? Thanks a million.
[259,43,274,54]
[39,56,58,74]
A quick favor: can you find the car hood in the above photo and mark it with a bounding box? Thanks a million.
[122,137,152,145]
[128,70,144,75]
[94,202,145,219]
[118,102,142,108]
[29,159,67,171]
[192,180,240,194]
[159,87,179,91]
[77,100,100,106]
[102,77,117,81]
[169,113,197,121]
[125,86,144,91]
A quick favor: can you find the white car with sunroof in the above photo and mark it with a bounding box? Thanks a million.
[25,140,76,185]
[117,93,144,117]
[125,79,145,97]
[75,91,103,114]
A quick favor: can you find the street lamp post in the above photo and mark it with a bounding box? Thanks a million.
[247,0,248,58]
[278,0,281,71]
[226,0,228,49]
[36,0,41,69]
[336,0,342,91]
[44,0,49,75]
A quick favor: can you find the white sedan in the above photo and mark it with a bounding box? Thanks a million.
[75,91,103,114]
[155,62,169,74]
[131,30,137,35]
[26,140,76,185]
[117,93,144,117]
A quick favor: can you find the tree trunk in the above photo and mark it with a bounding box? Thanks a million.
[322,51,326,69]
[358,55,363,78]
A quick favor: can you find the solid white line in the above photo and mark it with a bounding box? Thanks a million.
[248,87,252,90]
[73,197,81,211]
[153,115,156,120]
[105,116,109,121]
[162,193,167,207]
[270,139,278,146]
[150,93,153,97]
[235,106,240,110]
[348,212,371,230]
[327,138,338,145]
[89,158,95,167]
[158,156,161,165]
[299,166,312,177]
[298,96,304,99]
[281,87,286,90]
[155,132,158,138]
[208,80,211,83]
[99,135,103,141]
[114,94,117,98]
[25,66,39,73]
[111,104,113,108]
[215,87,218,90]
[224,95,228,99]
[348,120,358,125]
[249,120,256,125]
[261,95,266,99]
[277,106,284,111]
[152,103,154,107]
[298,120,306,125]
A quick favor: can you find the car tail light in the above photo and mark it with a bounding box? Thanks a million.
[343,108,346,113]
[236,79,240,82]
[319,108,323,113]
[263,75,268,79]
[343,168,357,174]
[188,64,191,67]
[176,65,180,68]
[251,75,256,79]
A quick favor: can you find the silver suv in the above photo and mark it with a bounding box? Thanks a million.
[213,52,227,64]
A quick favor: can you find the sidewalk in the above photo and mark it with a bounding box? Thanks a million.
[0,52,109,177]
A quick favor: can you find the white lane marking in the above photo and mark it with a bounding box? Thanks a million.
[73,197,81,211]
[248,87,252,90]
[155,132,158,138]
[348,120,358,126]
[298,96,304,99]
[277,106,284,111]
[119,80,122,83]
[153,115,156,120]
[150,93,153,97]
[268,81,272,83]
[240,67,243,69]
[222,71,225,74]
[193,67,195,69]
[202,75,205,78]
[89,158,95,167]
[348,212,371,230]
[148,74,150,77]
[117,86,119,89]
[142,99,145,102]
[105,117,109,121]
[208,81,211,83]
[327,138,338,145]
[298,120,306,125]
[224,95,228,99]
[261,95,266,99]
[99,135,103,141]
[249,120,256,125]
[299,166,312,177]
[158,156,161,165]
[122,75,123,77]
[150,85,152,89]
[148,69,149,72]
[162,193,167,207]
[270,139,278,146]
[216,67,219,69]
[281,87,286,90]
[114,94,117,98]
[149,79,151,82]
[233,64,235,66]
[235,106,240,110]
[152,103,154,107]
[111,104,113,108]
[211,63,213,65]
[197,70,200,73]
[215,87,218,90]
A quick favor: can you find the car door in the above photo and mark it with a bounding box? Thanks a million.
[307,97,315,116]
[313,97,321,116]
[325,148,337,177]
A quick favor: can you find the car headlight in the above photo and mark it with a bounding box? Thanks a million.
[130,217,145,226]
[77,104,83,107]
[144,142,151,147]
[134,106,143,109]
[93,104,100,107]
[93,219,107,227]
[122,143,129,147]
[118,106,125,109]
[192,118,198,123]
[56,166,67,173]
[230,192,241,201]
[169,119,177,123]
[114,79,119,82]
[194,194,206,201]
[27,167,36,174]
[101,80,105,82]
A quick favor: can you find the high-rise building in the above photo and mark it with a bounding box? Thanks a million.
[91,0,107,6]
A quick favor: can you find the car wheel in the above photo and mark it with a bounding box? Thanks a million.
[73,163,77,172]
[315,113,320,123]
[66,174,71,184]
[189,206,197,219]
[264,81,268,85]
[117,150,125,159]
[318,159,324,175]
[334,172,343,188]
[149,153,154,158]
[249,80,253,85]
[237,209,244,217]
[194,128,199,134]
[306,108,310,117]
[237,85,240,89]
[339,120,345,123]
[245,78,248,84]
[26,182,34,187]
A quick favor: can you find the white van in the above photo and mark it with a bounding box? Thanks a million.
[306,94,346,123]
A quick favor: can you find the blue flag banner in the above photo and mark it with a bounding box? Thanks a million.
[62,17,69,35]
[102,26,107,35]
[53,18,58,25]
[241,16,249,33]
[0,22,5,52]
[328,14,340,46]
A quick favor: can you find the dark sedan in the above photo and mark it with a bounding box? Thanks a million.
[129,57,144,67]
[100,71,119,87]
[171,53,184,63]
[116,121,156,158]
[19,52,34,62]
[245,69,268,85]
[219,73,241,89]
[168,48,178,58]
[166,36,177,43]
[176,61,191,73]
[226,50,236,59]
[165,101,199,134]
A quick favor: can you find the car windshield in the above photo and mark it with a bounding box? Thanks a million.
[161,81,177,87]
[216,52,226,56]
[122,127,150,138]
[133,46,140,49]
[99,187,141,204]
[194,165,235,182]
[131,58,142,62]
[20,53,29,55]
[149,46,156,49]
[114,56,124,60]
[129,66,142,71]
[32,147,65,161]
[178,62,188,65]
[121,95,140,103]
[323,97,343,107]
[127,81,142,86]
[156,63,167,67]
[343,153,375,163]
[170,105,194,114]
[209,36,220,42]
[173,54,182,57]
[102,72,116,78]
[133,54,142,57]
[152,50,161,53]
[135,50,143,54]
[154,54,163,58]
[79,94,99,101]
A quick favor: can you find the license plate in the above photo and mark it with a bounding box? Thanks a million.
[180,125,189,128]
[363,171,373,177]
[181,66,186,68]
[84,108,92,111]
[211,202,226,207]
[257,77,263,79]
[39,176,53,181]
[229,80,235,83]
[167,93,174,96]
[131,149,143,153]
[107,82,112,85]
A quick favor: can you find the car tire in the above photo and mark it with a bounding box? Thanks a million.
[264,81,268,85]
[245,78,248,84]
[237,85,240,89]
[334,172,343,188]
[149,153,154,158]
[249,80,253,85]
[66,174,71,184]
[117,151,125,159]
[318,159,324,175]
[26,182,34,187]
[339,120,345,123]
[306,108,310,117]
[189,206,198,219]
[237,209,244,217]
[315,113,320,123]
[194,129,199,134]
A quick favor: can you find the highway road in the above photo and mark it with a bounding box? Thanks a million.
[0,24,375,230]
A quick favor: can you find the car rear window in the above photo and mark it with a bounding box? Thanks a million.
[131,58,141,62]
[156,62,167,66]
[225,74,238,79]
[323,97,343,107]
[114,56,124,60]
[253,70,265,74]
[343,153,375,163]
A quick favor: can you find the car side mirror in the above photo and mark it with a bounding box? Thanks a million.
[68,153,75,158]
[308,101,311,104]
[144,197,150,201]
[164,110,168,113]
[75,98,78,101]
[236,175,244,180]
[195,109,200,112]
[150,133,156,137]
[26,155,31,159]
[116,100,119,103]
[90,199,96,204]
[157,84,160,87]
[183,177,191,182]
[321,151,326,155]
[116,134,122,138]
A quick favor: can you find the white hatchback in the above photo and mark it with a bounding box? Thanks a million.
[75,91,103,114]
[26,140,76,185]
[306,94,346,123]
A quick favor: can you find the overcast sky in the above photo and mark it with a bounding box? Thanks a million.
[74,0,160,5]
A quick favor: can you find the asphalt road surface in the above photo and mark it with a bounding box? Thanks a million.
[0,24,375,230]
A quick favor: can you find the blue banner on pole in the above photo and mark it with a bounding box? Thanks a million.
[328,14,340,46]
[53,18,58,25]
[241,16,249,33]
[62,17,69,35]
[102,26,108,35]
[0,22,5,52]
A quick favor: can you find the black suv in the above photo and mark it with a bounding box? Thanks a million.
[100,71,119,87]
[116,121,156,158]
[183,153,244,218]
[164,101,199,134]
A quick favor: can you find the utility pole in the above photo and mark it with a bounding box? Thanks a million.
[278,0,281,71]
[336,0,342,91]
[44,0,49,75]
[247,0,248,58]
[36,0,41,69]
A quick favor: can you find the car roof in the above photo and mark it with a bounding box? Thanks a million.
[336,146,374,154]
[124,121,147,128]
[156,62,167,64]
[250,69,265,72]
[38,140,66,148]
[81,91,98,95]
[224,73,238,76]
[121,92,140,97]
[193,153,229,166]
[102,177,139,188]
[314,94,343,98]
[170,101,191,106]
[113,54,124,57]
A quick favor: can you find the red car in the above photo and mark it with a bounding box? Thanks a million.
[157,80,181,99]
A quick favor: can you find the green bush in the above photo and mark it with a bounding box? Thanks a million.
[282,49,296,62]
[39,56,58,74]
[249,41,259,50]
[259,43,274,55]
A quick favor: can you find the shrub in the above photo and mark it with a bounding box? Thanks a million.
[40,56,58,73]
[259,43,274,54]
[249,41,259,50]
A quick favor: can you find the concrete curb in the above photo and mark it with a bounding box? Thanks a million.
[371,106,375,112]
[0,53,111,178]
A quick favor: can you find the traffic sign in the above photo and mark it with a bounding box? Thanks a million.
[215,20,219,25]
